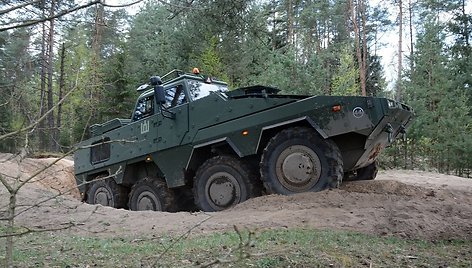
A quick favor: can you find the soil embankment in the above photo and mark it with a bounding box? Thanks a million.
[0,153,471,240]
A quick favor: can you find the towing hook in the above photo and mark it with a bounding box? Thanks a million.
[384,123,393,143]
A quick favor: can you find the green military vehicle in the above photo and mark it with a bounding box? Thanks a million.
[74,69,413,212]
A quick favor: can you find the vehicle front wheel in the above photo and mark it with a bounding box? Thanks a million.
[193,156,260,212]
[260,127,343,195]
[128,177,175,211]
[86,176,128,208]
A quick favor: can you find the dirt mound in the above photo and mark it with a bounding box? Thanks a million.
[341,180,436,197]
[0,153,471,241]
[0,153,80,199]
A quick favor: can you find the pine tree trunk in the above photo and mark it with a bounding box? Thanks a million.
[396,0,403,101]
[56,43,66,151]
[360,0,367,96]
[271,2,276,51]
[38,8,47,151]
[409,0,414,72]
[349,0,366,96]
[314,20,321,53]
[463,0,468,45]
[287,0,293,46]
[87,3,105,124]
[461,0,469,51]
[46,0,56,151]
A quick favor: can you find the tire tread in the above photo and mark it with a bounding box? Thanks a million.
[193,155,261,212]
[260,127,343,194]
[86,176,129,209]
[128,177,175,211]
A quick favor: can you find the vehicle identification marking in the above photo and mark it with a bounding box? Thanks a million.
[141,120,150,134]
[353,107,365,118]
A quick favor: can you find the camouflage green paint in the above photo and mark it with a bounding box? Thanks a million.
[74,72,413,193]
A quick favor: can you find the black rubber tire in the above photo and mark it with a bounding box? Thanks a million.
[260,127,343,195]
[193,156,261,212]
[355,161,378,181]
[128,177,175,212]
[86,177,128,208]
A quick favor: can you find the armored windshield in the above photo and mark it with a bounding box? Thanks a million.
[187,80,228,101]
[133,95,154,121]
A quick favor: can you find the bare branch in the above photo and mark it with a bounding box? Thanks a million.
[0,174,14,193]
[156,0,204,10]
[0,81,77,141]
[0,222,75,238]
[0,0,42,16]
[0,0,101,32]
[101,0,144,8]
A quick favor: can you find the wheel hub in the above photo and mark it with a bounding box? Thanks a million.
[94,187,113,206]
[276,145,321,191]
[136,190,162,211]
[206,172,240,210]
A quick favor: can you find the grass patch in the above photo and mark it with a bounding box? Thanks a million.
[1,228,470,267]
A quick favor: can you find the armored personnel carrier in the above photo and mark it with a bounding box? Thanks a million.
[74,69,413,212]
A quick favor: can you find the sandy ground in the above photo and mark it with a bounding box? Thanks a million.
[0,153,471,241]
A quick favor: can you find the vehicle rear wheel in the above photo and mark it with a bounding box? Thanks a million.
[355,161,378,181]
[128,177,175,211]
[86,176,128,208]
[193,156,260,212]
[260,127,343,195]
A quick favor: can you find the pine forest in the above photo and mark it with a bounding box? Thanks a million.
[0,0,471,177]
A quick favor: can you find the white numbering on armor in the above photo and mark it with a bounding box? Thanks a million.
[353,107,365,118]
[141,120,150,134]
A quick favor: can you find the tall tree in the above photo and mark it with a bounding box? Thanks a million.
[331,44,359,96]
[349,0,367,96]
[47,0,57,151]
[396,0,403,101]
[0,27,35,152]
[406,16,472,173]
[408,0,415,72]
[448,0,472,109]
[38,0,48,151]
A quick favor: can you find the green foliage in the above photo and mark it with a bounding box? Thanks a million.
[58,26,97,144]
[404,16,472,173]
[0,33,11,151]
[0,28,34,152]
[1,0,470,173]
[366,54,385,96]
[331,44,359,96]
[102,48,135,119]
[447,1,472,110]
[125,2,188,84]
[191,36,229,82]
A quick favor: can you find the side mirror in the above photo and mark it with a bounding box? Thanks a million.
[150,76,165,105]
[154,85,166,105]
[150,76,162,86]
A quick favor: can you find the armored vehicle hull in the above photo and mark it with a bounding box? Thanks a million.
[74,70,413,212]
